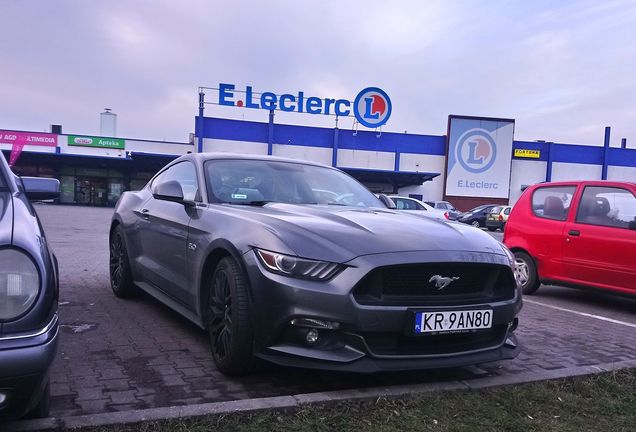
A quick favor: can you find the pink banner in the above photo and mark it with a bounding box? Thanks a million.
[0,130,57,166]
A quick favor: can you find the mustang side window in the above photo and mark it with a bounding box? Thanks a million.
[152,162,199,201]
[576,186,636,229]
[531,186,576,221]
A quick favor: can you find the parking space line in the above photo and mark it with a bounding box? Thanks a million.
[524,299,636,328]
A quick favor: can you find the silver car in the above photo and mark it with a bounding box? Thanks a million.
[389,196,450,221]
[110,153,521,375]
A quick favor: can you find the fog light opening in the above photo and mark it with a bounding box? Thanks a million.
[305,329,320,345]
[509,317,519,332]
[290,317,340,330]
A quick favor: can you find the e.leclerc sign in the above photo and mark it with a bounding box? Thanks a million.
[218,83,392,128]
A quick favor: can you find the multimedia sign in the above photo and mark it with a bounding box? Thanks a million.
[217,83,392,128]
[445,115,515,199]
[0,130,57,165]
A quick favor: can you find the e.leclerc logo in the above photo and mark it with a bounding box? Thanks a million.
[456,129,497,174]
[218,83,391,128]
[352,87,392,128]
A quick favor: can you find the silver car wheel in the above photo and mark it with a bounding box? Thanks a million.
[514,258,529,287]
[471,220,480,228]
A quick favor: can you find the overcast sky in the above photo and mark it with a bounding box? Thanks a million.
[1,0,634,146]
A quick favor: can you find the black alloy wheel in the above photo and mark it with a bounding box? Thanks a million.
[210,268,233,361]
[208,257,254,375]
[109,225,137,298]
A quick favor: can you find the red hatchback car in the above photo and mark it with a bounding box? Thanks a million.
[504,181,636,295]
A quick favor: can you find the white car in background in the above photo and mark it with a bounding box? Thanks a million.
[388,195,451,221]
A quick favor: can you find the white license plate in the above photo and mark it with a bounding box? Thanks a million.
[414,309,493,334]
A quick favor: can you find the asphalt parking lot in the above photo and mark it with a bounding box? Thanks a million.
[34,204,636,418]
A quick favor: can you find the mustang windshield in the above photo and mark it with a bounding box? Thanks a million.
[205,159,383,208]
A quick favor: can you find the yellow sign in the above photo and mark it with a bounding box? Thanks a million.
[514,149,541,159]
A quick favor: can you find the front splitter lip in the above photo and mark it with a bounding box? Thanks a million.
[256,334,520,374]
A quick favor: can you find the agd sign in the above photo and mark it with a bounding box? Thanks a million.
[445,116,515,199]
[218,83,391,128]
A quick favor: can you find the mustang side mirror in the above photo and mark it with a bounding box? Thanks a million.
[153,180,188,204]
[378,194,396,209]
[21,177,60,201]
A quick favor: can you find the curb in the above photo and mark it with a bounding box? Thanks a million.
[5,359,636,431]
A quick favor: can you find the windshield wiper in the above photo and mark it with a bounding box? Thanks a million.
[306,202,348,206]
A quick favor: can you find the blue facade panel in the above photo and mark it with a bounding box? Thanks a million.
[198,116,446,155]
[608,147,636,168]
[198,116,269,144]
[552,143,603,165]
[197,116,636,173]
[273,123,333,148]
[337,129,445,155]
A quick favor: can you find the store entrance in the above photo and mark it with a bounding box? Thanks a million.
[75,177,108,206]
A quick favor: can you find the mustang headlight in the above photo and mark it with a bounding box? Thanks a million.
[500,243,515,267]
[0,249,40,320]
[255,249,343,281]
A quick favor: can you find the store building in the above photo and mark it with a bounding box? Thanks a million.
[0,130,186,206]
[1,84,634,208]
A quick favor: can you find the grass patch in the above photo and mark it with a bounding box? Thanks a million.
[78,369,635,432]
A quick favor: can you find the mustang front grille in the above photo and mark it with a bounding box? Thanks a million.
[352,263,516,306]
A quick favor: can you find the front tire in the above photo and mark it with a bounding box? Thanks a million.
[514,251,541,294]
[208,257,254,375]
[109,225,138,298]
[487,227,497,232]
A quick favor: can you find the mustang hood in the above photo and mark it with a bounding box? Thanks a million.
[225,203,506,263]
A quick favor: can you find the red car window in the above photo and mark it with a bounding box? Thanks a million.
[531,186,576,221]
[575,186,636,229]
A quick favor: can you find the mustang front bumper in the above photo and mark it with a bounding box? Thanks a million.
[243,250,522,373]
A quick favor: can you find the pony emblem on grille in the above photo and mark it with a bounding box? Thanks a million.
[429,275,460,290]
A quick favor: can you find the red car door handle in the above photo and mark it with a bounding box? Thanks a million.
[568,230,580,236]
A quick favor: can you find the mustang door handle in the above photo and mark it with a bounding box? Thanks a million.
[568,230,580,236]
[141,208,150,219]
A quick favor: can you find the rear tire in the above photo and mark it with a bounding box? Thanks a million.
[471,220,480,228]
[109,225,138,298]
[514,251,541,294]
[208,257,255,375]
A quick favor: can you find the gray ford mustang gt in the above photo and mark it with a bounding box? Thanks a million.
[110,153,521,375]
